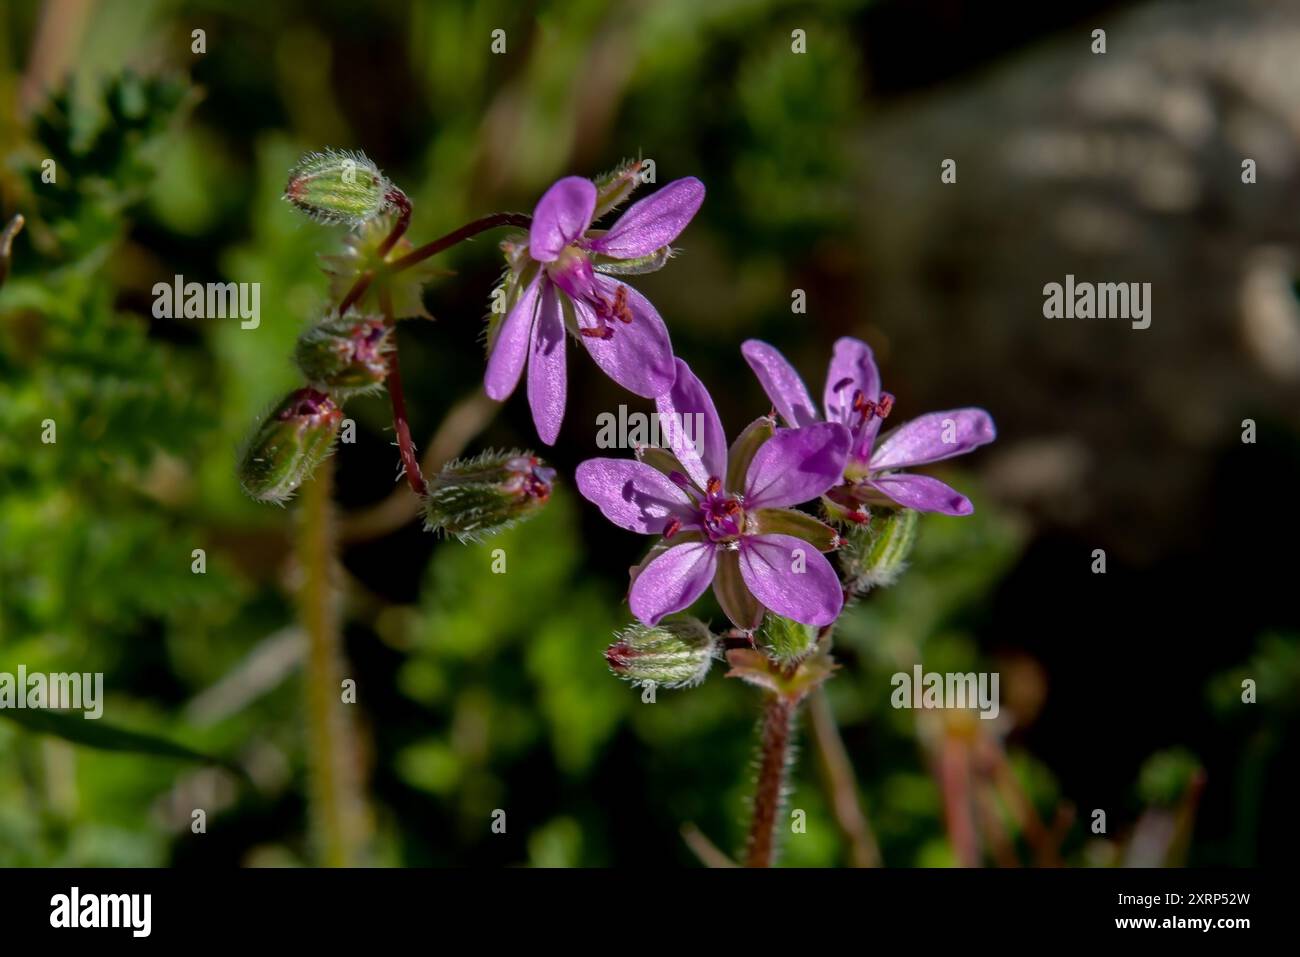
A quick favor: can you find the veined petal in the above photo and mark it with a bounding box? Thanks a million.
[526,285,567,445]
[824,336,883,459]
[824,336,881,424]
[738,533,843,627]
[575,278,676,399]
[744,421,850,510]
[629,541,718,626]
[484,271,542,401]
[587,177,705,259]
[741,339,819,429]
[575,458,696,534]
[869,408,996,470]
[654,357,727,489]
[529,176,597,262]
[868,473,973,515]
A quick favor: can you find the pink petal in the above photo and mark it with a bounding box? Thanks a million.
[526,285,567,445]
[741,339,819,428]
[654,357,727,489]
[744,421,850,509]
[629,540,718,626]
[586,177,705,259]
[575,278,676,399]
[484,272,542,401]
[824,337,883,460]
[869,408,996,470]
[868,473,973,515]
[529,176,597,262]
[574,458,696,535]
[738,533,843,627]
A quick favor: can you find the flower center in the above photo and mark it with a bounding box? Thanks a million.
[546,246,633,340]
[700,476,745,542]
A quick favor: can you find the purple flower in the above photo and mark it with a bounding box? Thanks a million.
[742,337,995,519]
[576,359,850,630]
[484,173,706,445]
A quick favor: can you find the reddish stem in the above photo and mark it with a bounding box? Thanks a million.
[745,695,796,868]
[377,285,424,496]
[389,211,531,273]
[376,189,412,260]
[337,270,373,316]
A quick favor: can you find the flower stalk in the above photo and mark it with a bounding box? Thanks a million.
[745,694,797,868]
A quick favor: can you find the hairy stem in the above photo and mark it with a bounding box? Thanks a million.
[745,694,797,868]
[298,461,369,866]
[388,211,532,273]
[378,286,425,495]
[808,688,881,867]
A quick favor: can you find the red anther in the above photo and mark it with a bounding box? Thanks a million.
[663,518,682,539]
[876,392,894,418]
[612,285,633,323]
[705,476,722,496]
[580,325,612,339]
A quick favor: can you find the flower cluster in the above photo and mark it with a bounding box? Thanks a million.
[259,148,996,665]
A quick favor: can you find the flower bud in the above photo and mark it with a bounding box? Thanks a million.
[284,149,394,228]
[422,450,554,542]
[239,388,342,503]
[759,614,818,664]
[294,312,392,397]
[605,616,718,689]
[838,507,918,591]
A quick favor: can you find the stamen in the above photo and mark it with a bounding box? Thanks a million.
[876,392,894,419]
[663,518,682,539]
[705,476,722,496]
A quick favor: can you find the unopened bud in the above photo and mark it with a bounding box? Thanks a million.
[239,388,342,503]
[592,157,643,219]
[605,616,718,689]
[283,149,395,228]
[295,312,392,397]
[839,507,918,591]
[422,450,554,542]
[758,614,817,664]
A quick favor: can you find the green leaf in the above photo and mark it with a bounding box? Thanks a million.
[0,708,231,769]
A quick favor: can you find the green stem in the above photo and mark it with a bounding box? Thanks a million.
[298,461,369,866]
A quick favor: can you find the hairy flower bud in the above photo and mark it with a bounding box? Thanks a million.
[284,149,395,228]
[294,312,392,397]
[422,450,554,542]
[838,506,918,591]
[759,614,818,664]
[605,616,718,689]
[238,388,342,503]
